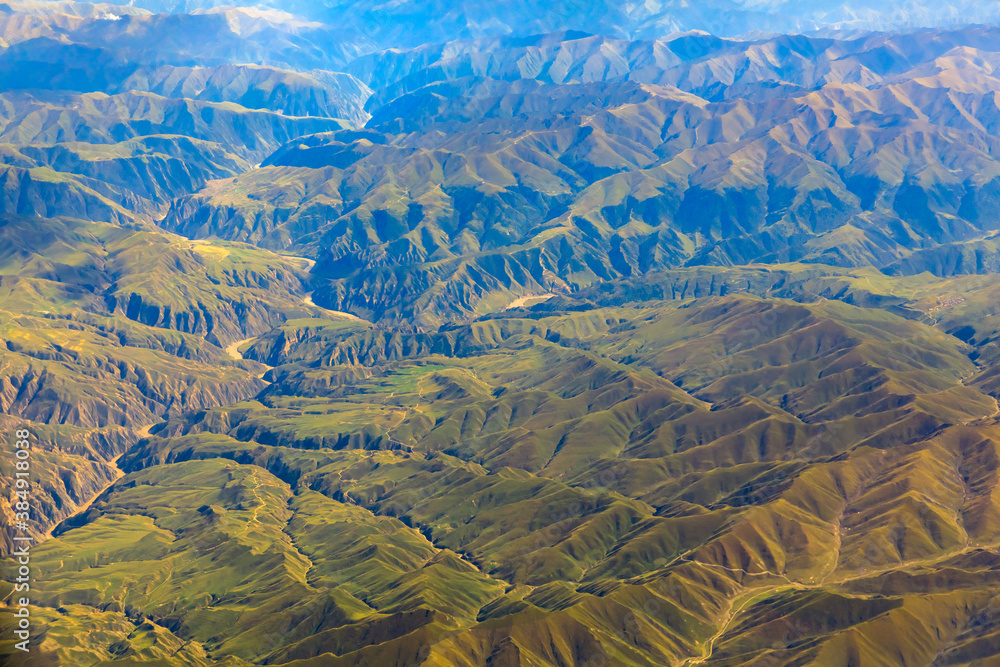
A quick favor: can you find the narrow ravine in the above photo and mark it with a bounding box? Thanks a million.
[41,452,125,543]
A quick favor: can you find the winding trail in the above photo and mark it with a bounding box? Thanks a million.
[679,593,760,667]
[675,536,1000,664]
[237,471,266,545]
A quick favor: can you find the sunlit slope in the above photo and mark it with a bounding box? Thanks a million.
[164,29,1000,325]
[349,27,1000,102]
[5,8,1000,667]
[10,292,1000,665]
[0,90,347,161]
[116,65,372,125]
[0,214,332,555]
[0,135,248,222]
[0,3,368,231]
[0,89,348,227]
[0,36,372,123]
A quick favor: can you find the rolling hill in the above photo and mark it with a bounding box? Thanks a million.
[3,2,1000,666]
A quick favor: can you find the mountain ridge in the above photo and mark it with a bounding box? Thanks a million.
[3,4,1000,666]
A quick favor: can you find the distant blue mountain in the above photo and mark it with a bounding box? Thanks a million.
[90,0,1000,44]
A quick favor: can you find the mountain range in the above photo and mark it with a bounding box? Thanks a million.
[1,1,1000,666]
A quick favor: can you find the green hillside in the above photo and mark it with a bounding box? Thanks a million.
[3,4,1000,666]
[7,284,1000,664]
